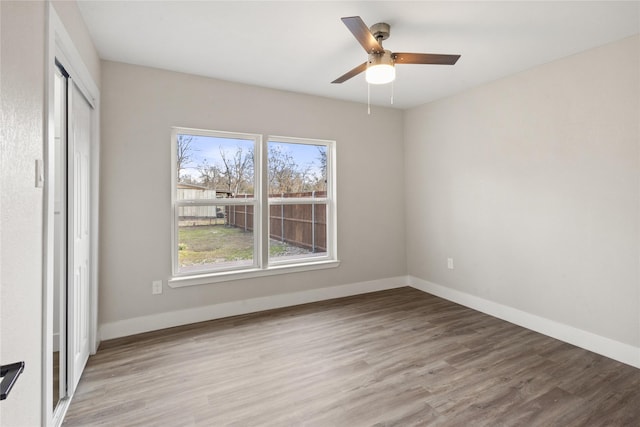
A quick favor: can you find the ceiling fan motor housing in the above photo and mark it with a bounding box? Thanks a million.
[369,22,391,43]
[368,50,394,67]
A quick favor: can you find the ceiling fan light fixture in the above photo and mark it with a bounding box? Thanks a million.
[366,50,395,84]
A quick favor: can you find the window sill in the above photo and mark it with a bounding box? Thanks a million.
[168,259,341,288]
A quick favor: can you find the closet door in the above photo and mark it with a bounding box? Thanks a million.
[67,79,92,393]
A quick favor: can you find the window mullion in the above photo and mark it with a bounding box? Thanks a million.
[259,137,269,268]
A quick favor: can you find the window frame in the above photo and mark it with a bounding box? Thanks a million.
[169,127,338,287]
[265,135,336,267]
[170,127,262,277]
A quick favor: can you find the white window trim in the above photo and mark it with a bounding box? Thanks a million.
[168,259,341,287]
[170,128,338,286]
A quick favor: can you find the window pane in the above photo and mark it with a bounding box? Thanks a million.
[269,203,327,261]
[177,205,255,273]
[177,133,254,200]
[268,141,326,196]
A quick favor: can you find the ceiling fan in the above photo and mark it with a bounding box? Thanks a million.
[332,16,461,85]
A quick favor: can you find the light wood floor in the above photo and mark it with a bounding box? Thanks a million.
[53,351,60,409]
[63,287,640,426]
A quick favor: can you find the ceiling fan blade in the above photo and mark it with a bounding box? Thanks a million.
[392,52,461,65]
[331,62,368,84]
[341,16,383,53]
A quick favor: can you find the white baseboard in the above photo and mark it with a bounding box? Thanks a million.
[409,276,640,369]
[99,276,409,341]
[98,274,639,369]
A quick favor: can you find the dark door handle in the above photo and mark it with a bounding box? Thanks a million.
[1,362,25,400]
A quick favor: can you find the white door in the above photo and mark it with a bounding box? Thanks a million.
[67,79,92,392]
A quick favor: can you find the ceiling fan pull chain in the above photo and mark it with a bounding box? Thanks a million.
[391,80,394,105]
[367,82,371,115]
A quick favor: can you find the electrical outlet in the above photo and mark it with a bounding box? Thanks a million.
[152,280,163,295]
[447,258,454,270]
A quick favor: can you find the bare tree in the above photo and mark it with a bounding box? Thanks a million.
[197,159,221,190]
[268,145,311,194]
[220,146,254,195]
[314,147,327,192]
[176,134,195,181]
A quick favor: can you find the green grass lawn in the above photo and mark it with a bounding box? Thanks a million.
[178,224,288,267]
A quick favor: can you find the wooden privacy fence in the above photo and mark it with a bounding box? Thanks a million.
[226,192,327,253]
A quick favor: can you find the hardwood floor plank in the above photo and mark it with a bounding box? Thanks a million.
[63,288,640,426]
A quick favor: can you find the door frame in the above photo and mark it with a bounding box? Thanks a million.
[43,4,100,426]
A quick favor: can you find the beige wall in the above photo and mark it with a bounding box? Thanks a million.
[99,61,406,327]
[405,35,640,347]
[1,2,46,425]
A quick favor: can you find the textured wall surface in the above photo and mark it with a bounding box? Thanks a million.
[0,1,46,425]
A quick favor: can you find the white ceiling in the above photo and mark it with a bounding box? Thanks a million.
[77,1,640,109]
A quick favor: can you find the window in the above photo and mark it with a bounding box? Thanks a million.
[171,128,337,284]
